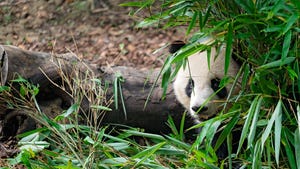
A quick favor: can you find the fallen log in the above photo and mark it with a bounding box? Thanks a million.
[0,45,196,138]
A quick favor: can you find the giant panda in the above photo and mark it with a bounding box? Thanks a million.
[170,39,240,123]
[170,39,242,164]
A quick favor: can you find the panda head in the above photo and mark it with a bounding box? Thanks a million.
[171,40,240,121]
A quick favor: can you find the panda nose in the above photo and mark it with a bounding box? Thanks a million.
[192,106,208,113]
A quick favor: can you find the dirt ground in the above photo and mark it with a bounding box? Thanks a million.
[0,0,184,69]
[0,0,185,166]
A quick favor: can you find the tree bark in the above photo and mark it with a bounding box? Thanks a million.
[0,45,195,138]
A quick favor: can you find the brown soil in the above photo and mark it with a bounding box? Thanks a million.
[0,0,184,69]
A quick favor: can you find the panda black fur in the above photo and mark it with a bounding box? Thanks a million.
[171,39,240,123]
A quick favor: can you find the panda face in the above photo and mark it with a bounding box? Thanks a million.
[173,45,240,121]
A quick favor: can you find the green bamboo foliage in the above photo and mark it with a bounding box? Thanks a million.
[122,0,300,167]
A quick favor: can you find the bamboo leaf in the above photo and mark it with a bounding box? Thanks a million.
[237,96,260,154]
[171,44,207,64]
[179,111,186,141]
[261,100,282,155]
[214,113,239,151]
[282,30,292,60]
[248,96,263,148]
[186,11,198,35]
[90,105,112,111]
[282,13,299,34]
[241,63,250,90]
[225,22,233,75]
[203,6,211,28]
[55,104,79,121]
[274,101,282,166]
[258,57,295,69]
[253,140,262,168]
[133,142,165,165]
[125,130,166,141]
[295,106,300,169]
[282,128,297,169]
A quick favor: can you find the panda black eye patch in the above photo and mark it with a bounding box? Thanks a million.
[185,78,194,98]
[169,40,185,53]
[211,78,227,98]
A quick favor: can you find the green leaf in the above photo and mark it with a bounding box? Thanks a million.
[10,76,27,83]
[171,43,210,64]
[237,95,260,154]
[295,106,300,169]
[202,6,211,30]
[263,25,283,33]
[20,85,26,97]
[0,85,10,92]
[83,136,95,145]
[290,0,300,10]
[132,142,165,164]
[261,100,282,157]
[90,105,112,111]
[225,22,233,75]
[125,130,166,141]
[282,30,292,60]
[274,101,282,166]
[167,115,179,136]
[252,140,262,168]
[235,0,254,13]
[241,63,250,90]
[55,103,79,121]
[106,142,130,151]
[206,120,221,148]
[19,141,50,152]
[267,0,284,19]
[179,111,186,141]
[165,135,190,150]
[282,13,299,34]
[258,57,295,69]
[287,66,298,80]
[136,18,160,28]
[247,96,263,148]
[186,11,198,35]
[214,112,239,151]
[282,128,297,169]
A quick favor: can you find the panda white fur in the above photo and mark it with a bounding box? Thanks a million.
[171,39,240,123]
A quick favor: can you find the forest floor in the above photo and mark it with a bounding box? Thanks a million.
[0,0,184,69]
[0,0,185,166]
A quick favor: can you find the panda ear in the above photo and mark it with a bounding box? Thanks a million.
[169,40,185,54]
